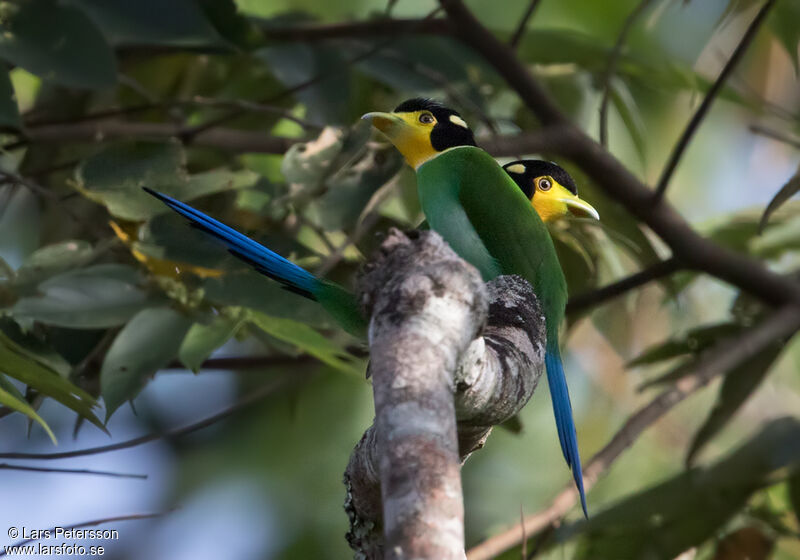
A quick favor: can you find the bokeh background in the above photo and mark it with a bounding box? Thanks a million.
[0,0,798,559]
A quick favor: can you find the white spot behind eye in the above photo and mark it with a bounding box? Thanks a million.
[449,114,468,128]
[505,164,526,174]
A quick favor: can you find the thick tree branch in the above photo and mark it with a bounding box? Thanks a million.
[653,0,776,201]
[466,303,800,560]
[345,231,546,559]
[439,0,800,308]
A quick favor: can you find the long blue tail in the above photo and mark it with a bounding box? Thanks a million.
[545,346,588,517]
[143,188,319,299]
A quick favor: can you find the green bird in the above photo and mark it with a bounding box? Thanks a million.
[144,99,596,515]
[363,98,592,516]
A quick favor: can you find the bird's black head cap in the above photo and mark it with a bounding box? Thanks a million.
[393,97,476,151]
[503,160,578,197]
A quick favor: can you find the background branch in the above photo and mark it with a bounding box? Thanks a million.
[652,0,776,201]
[0,376,298,461]
[566,257,680,316]
[0,464,147,479]
[466,303,800,559]
[438,0,800,307]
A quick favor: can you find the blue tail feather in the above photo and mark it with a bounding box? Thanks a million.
[545,347,588,518]
[143,188,319,298]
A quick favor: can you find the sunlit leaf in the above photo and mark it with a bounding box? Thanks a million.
[178,316,243,373]
[249,311,363,376]
[0,331,102,430]
[0,318,71,377]
[758,165,800,234]
[0,385,56,444]
[11,264,158,328]
[0,70,20,129]
[101,306,193,419]
[0,0,116,89]
[686,342,784,465]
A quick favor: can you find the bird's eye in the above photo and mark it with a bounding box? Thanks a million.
[537,177,552,191]
[419,113,435,124]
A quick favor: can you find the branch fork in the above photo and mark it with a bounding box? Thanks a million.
[345,230,545,559]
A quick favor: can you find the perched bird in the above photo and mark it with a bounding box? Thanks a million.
[144,100,596,515]
[363,98,593,516]
[502,160,598,223]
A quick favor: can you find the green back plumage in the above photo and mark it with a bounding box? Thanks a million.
[316,281,367,339]
[417,146,567,339]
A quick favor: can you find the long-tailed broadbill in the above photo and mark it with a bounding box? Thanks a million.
[362,98,594,516]
[143,98,597,516]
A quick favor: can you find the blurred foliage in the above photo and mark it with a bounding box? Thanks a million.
[0,0,798,559]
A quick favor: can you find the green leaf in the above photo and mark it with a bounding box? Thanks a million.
[178,316,243,372]
[758,165,800,234]
[0,70,20,129]
[255,43,351,125]
[0,318,71,377]
[572,418,800,560]
[75,141,256,220]
[769,0,800,73]
[629,323,742,366]
[308,145,403,232]
[14,240,94,286]
[68,0,226,48]
[249,311,363,376]
[609,79,646,166]
[686,342,784,465]
[0,0,116,89]
[12,264,157,328]
[0,331,103,430]
[101,306,193,419]
[0,385,56,444]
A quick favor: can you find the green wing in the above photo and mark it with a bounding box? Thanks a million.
[417,146,567,332]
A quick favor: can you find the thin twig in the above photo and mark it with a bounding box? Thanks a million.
[749,124,800,150]
[0,512,169,556]
[598,0,657,147]
[566,257,680,315]
[465,304,800,560]
[652,0,776,201]
[0,463,147,479]
[0,375,301,461]
[509,0,542,49]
